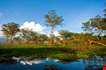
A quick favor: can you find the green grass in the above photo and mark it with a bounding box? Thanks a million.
[0,43,105,63]
[0,43,67,48]
[0,44,78,62]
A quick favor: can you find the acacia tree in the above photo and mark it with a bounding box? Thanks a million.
[45,10,63,35]
[2,22,19,42]
[82,9,106,38]
[82,16,103,33]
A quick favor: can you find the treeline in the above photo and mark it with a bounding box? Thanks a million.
[1,9,106,46]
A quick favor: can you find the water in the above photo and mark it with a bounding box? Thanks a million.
[0,56,105,70]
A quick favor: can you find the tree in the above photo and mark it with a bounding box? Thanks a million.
[38,34,48,44]
[45,10,63,35]
[19,29,48,44]
[2,22,19,42]
[82,15,106,37]
[59,30,74,40]
[104,7,106,17]
[20,29,38,43]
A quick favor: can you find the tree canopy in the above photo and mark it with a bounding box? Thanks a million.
[45,10,63,34]
[2,22,19,41]
[82,11,106,36]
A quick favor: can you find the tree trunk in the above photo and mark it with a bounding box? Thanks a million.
[49,26,55,45]
[10,36,13,43]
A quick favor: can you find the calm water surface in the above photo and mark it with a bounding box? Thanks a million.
[0,56,105,70]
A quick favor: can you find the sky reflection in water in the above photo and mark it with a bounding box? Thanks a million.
[0,56,106,70]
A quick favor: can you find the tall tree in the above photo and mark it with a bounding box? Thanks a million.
[2,22,19,42]
[45,10,63,35]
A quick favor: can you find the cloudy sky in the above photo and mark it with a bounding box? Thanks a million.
[0,0,105,35]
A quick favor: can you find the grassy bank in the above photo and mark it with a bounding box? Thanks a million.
[0,44,105,63]
[0,44,78,62]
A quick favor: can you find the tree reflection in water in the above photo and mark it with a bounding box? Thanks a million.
[0,56,106,70]
[44,65,60,70]
[84,56,106,70]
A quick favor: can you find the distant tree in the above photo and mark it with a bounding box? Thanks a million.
[45,10,63,35]
[59,30,74,40]
[20,29,38,43]
[2,22,19,42]
[20,29,48,44]
[38,34,48,44]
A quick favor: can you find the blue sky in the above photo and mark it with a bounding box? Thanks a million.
[0,0,105,32]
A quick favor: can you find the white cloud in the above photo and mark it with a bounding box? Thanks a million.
[20,21,45,34]
[0,21,61,37]
[20,21,61,37]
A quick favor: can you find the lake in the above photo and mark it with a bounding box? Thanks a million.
[0,56,105,70]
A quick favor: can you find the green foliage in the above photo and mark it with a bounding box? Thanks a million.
[45,10,63,27]
[45,10,63,34]
[59,30,74,40]
[90,45,106,56]
[2,22,19,41]
[20,29,39,41]
[82,11,106,36]
[0,44,78,62]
